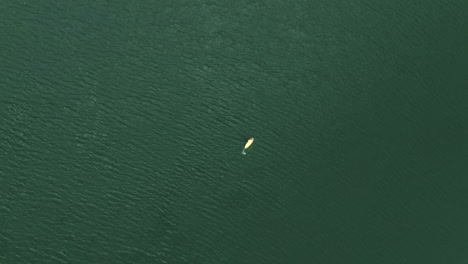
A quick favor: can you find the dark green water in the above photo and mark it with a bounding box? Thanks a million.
[1,0,467,263]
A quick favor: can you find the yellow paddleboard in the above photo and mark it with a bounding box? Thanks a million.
[242,138,254,155]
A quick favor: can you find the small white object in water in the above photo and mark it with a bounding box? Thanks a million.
[242,138,254,155]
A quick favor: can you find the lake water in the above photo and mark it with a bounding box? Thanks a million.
[1,0,467,263]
